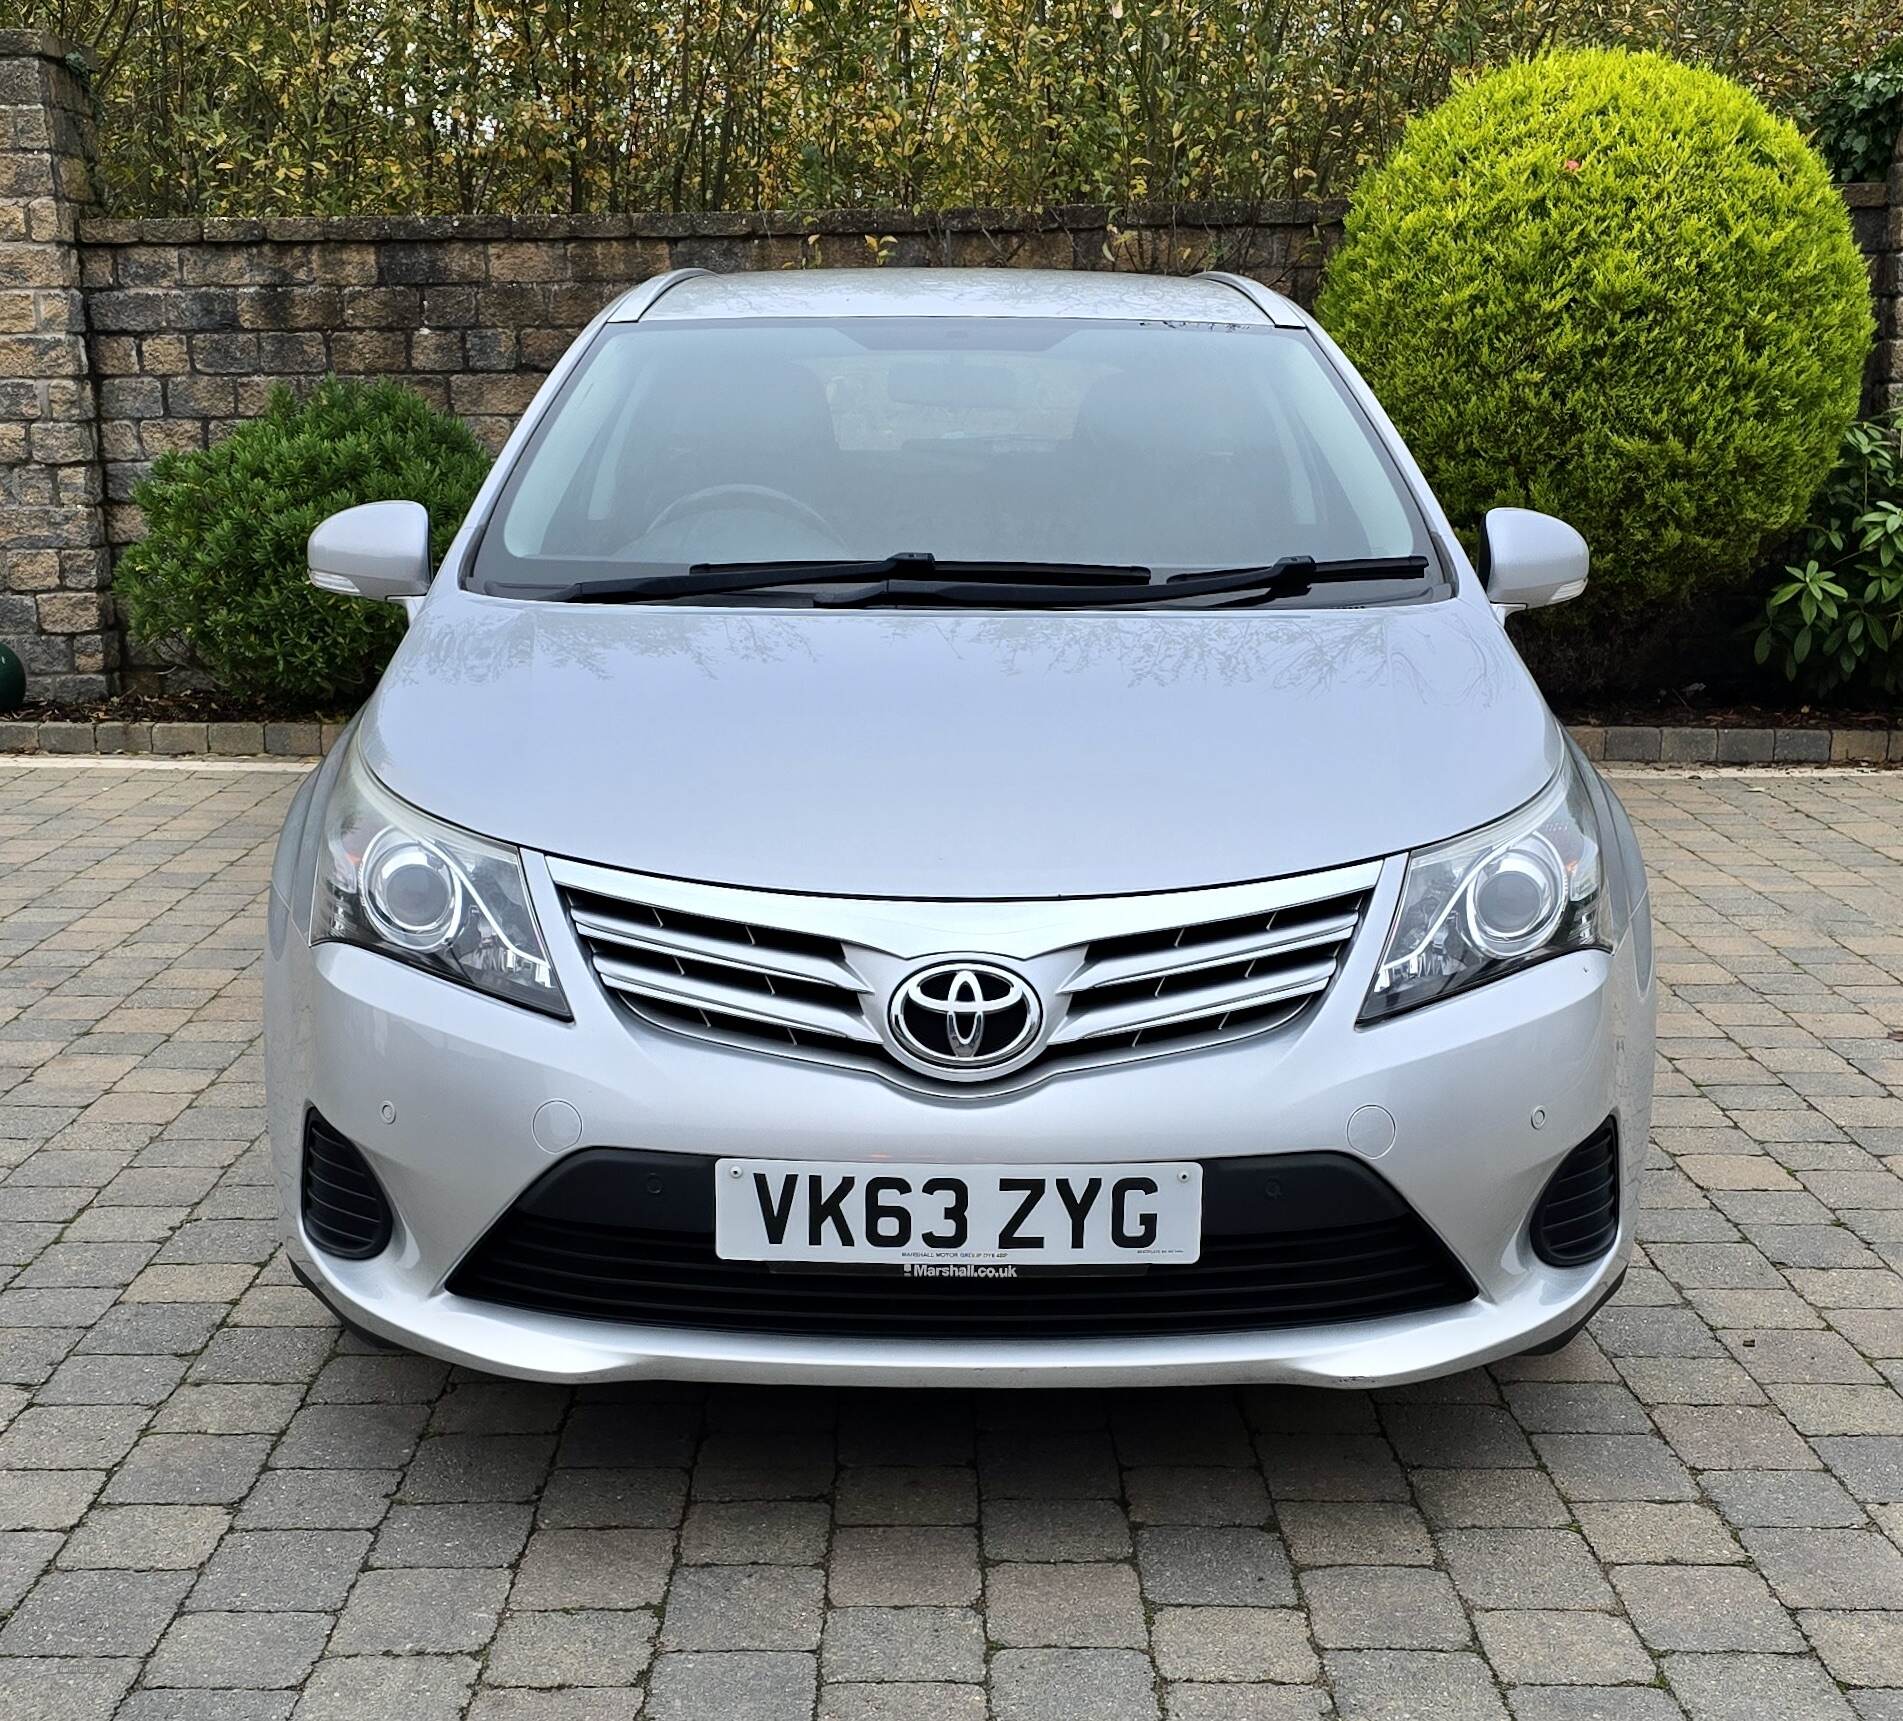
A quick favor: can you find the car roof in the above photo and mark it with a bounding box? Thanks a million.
[614,266,1302,327]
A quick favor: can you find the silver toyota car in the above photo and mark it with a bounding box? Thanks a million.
[266,267,1654,1389]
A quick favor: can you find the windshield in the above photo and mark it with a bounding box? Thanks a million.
[472,317,1438,601]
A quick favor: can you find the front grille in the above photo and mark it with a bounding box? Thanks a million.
[1054,891,1366,1057]
[300,1111,394,1260]
[447,1149,1477,1339]
[1529,1121,1620,1267]
[550,858,1378,1092]
[563,887,871,1056]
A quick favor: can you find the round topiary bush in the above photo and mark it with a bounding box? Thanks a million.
[1316,47,1873,622]
[116,377,490,705]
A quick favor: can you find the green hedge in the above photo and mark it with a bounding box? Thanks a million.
[1317,48,1872,629]
[117,379,490,704]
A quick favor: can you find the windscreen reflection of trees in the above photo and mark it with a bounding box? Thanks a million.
[24,0,1900,218]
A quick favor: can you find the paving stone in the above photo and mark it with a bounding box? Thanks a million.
[680,1500,831,1565]
[1803,1612,1903,1687]
[1302,1567,1472,1650]
[54,1504,228,1569]
[535,1464,685,1527]
[1438,1529,1616,1610]
[986,1560,1149,1648]
[1652,1404,1821,1470]
[291,1655,477,1721]
[1325,1649,1509,1719]
[1151,1607,1320,1682]
[234,1467,394,1529]
[1474,1609,1656,1684]
[188,1528,368,1609]
[143,1609,329,1688]
[820,1606,986,1682]
[1164,1689,1332,1720]
[371,1501,535,1567]
[485,1609,659,1687]
[508,1527,673,1609]
[1505,1692,1686,1721]
[982,1497,1133,1561]
[1741,1525,1903,1608]
[644,1651,816,1720]
[1612,1565,1806,1653]
[116,1696,294,1721]
[1662,1650,1856,1719]
[1275,1502,1434,1566]
[101,1433,270,1505]
[834,1465,975,1525]
[828,1528,979,1606]
[1136,1527,1298,1605]
[1413,1468,1570,1529]
[991,1648,1162,1721]
[0,1468,102,1529]
[1532,1434,1697,1501]
[1573,1502,1742,1565]
[662,1563,824,1650]
[0,1566,192,1655]
[1256,1436,1407,1502]
[820,1683,988,1721]
[1698,1469,1866,1527]
[329,1565,510,1653]
[0,1529,57,1610]
[467,1695,641,1721]
[1126,1466,1272,1525]
[0,1658,138,1721]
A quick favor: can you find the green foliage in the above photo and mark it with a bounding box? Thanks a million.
[1755,416,1903,694]
[17,0,1903,216]
[115,379,489,704]
[1317,48,1873,625]
[1808,41,1903,182]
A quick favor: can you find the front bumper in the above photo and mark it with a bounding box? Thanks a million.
[265,849,1654,1389]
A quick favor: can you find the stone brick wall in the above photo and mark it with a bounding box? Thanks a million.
[1,29,1900,699]
[0,32,112,700]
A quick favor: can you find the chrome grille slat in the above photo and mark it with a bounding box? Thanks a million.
[593,955,879,1044]
[1064,909,1360,994]
[1052,956,1341,1045]
[549,857,1379,1093]
[571,906,863,992]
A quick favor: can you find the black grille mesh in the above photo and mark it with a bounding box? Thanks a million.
[1529,1121,1620,1268]
[448,1150,1477,1340]
[301,1112,394,1261]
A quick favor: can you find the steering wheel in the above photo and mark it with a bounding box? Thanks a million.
[647,483,838,540]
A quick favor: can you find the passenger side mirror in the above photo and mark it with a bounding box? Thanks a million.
[1482,507,1588,610]
[308,501,433,601]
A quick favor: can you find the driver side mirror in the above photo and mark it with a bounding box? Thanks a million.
[1482,507,1588,610]
[308,501,432,601]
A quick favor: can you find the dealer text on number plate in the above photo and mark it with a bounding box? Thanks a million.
[713,1159,1202,1266]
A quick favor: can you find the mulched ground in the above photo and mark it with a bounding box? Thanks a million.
[1558,700,1899,730]
[3,690,351,725]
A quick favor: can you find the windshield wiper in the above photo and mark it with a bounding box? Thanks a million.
[527,553,1153,604]
[811,554,1431,609]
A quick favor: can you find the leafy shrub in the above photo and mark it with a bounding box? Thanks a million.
[117,378,490,705]
[1808,41,1903,183]
[1754,415,1903,694]
[1316,48,1872,624]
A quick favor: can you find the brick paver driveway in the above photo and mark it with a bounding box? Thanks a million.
[3,760,1903,1721]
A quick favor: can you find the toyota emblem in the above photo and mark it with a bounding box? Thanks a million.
[889,960,1042,1073]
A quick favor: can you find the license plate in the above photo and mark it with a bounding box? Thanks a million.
[713,1159,1202,1267]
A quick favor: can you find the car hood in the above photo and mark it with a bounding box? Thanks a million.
[362,593,1562,899]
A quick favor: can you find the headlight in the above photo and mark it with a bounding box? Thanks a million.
[314,743,569,1016]
[1361,759,1604,1021]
